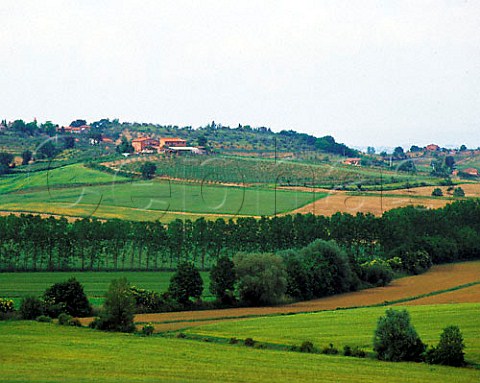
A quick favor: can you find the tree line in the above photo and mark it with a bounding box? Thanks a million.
[0,199,479,272]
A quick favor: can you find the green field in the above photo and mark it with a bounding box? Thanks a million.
[0,164,129,195]
[0,271,213,306]
[186,304,480,366]
[0,174,321,220]
[0,321,478,383]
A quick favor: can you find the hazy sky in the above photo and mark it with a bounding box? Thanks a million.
[1,0,479,149]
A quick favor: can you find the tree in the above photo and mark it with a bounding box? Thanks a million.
[393,146,405,159]
[116,136,134,154]
[397,160,416,173]
[234,252,287,306]
[41,121,57,136]
[96,278,136,332]
[432,188,443,197]
[168,262,203,304]
[43,278,92,317]
[453,187,465,197]
[367,146,375,155]
[21,150,32,165]
[0,152,14,175]
[445,156,455,169]
[410,145,422,152]
[11,119,26,133]
[426,326,465,366]
[70,119,87,127]
[37,141,57,159]
[373,308,425,362]
[63,136,75,150]
[459,144,467,151]
[210,256,236,303]
[197,135,208,147]
[140,162,157,179]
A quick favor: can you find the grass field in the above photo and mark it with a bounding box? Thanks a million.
[0,321,478,383]
[0,271,213,307]
[0,164,129,194]
[186,303,480,367]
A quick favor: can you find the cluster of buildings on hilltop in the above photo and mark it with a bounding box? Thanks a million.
[132,136,205,155]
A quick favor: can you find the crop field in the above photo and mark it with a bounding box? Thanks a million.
[1,321,479,383]
[117,154,437,188]
[102,261,480,332]
[0,271,213,307]
[0,177,320,221]
[185,304,480,367]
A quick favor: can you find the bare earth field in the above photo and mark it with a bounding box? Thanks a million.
[401,283,480,306]
[78,261,480,331]
[289,182,480,216]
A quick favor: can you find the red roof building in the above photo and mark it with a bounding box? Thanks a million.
[132,137,159,152]
[159,137,187,149]
[425,144,440,151]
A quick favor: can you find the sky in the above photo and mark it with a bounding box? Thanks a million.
[0,0,479,149]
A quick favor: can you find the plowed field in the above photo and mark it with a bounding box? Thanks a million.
[401,283,480,306]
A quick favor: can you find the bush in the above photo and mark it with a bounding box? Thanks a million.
[94,278,136,333]
[36,315,52,323]
[344,345,366,358]
[130,286,163,313]
[299,341,316,353]
[141,323,155,336]
[210,256,236,304]
[431,188,443,197]
[321,343,339,355]
[229,337,239,344]
[373,309,425,362]
[57,313,72,325]
[168,262,204,305]
[426,326,465,367]
[244,337,255,347]
[0,297,15,314]
[19,296,44,320]
[234,252,287,306]
[453,187,465,197]
[44,278,92,317]
[359,259,393,287]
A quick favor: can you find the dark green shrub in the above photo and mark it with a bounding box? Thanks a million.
[141,323,155,336]
[351,346,366,358]
[57,313,73,326]
[168,262,204,305]
[44,278,92,317]
[130,286,163,313]
[244,337,255,347]
[20,296,44,320]
[453,187,465,197]
[299,341,316,353]
[321,343,339,355]
[373,309,425,362]
[426,326,465,367]
[359,260,393,287]
[343,345,352,356]
[229,337,239,344]
[431,188,443,197]
[36,315,52,323]
[234,252,287,306]
[176,332,186,339]
[94,278,136,333]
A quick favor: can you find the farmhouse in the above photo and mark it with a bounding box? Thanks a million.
[60,125,91,134]
[462,168,479,177]
[132,137,159,152]
[159,137,187,149]
[343,158,361,166]
[425,144,440,151]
